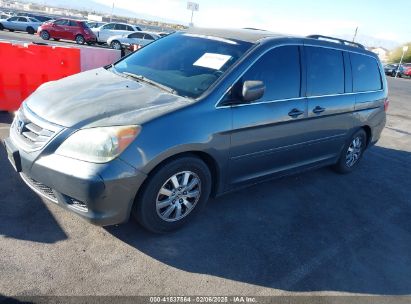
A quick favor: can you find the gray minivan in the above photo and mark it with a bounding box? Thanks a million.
[3,28,388,233]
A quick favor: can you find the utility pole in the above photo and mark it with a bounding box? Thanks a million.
[396,45,409,78]
[110,2,114,22]
[352,26,358,42]
[187,2,199,27]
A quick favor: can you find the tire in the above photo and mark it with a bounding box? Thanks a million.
[110,40,122,50]
[53,38,60,41]
[133,156,212,233]
[333,129,367,174]
[26,27,34,34]
[8,29,14,32]
[0,24,4,31]
[40,30,50,40]
[392,71,396,77]
[75,34,85,45]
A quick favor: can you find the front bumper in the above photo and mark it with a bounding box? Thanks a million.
[3,136,147,226]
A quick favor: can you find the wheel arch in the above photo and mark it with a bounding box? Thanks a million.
[138,150,222,199]
[361,125,372,148]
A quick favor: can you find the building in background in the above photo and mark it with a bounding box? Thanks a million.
[369,47,389,62]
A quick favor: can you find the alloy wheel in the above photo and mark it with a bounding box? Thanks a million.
[156,171,201,222]
[345,136,362,167]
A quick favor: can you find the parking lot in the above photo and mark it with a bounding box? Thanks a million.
[0,29,108,49]
[0,77,410,297]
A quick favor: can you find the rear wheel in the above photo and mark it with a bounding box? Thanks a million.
[75,34,85,45]
[26,27,35,34]
[110,40,122,50]
[40,30,50,40]
[133,156,212,233]
[333,129,367,174]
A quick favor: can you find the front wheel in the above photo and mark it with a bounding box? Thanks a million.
[133,156,212,233]
[333,129,367,174]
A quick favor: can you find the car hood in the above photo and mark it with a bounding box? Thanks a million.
[25,68,193,128]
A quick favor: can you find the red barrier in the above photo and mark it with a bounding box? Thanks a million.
[0,42,81,111]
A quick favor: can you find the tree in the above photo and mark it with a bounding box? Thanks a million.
[388,43,411,63]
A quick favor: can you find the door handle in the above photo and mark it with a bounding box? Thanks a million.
[288,108,304,118]
[313,106,325,114]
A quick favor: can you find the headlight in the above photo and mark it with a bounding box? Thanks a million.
[56,126,141,163]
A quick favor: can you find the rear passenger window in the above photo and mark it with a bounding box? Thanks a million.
[306,47,345,96]
[115,24,127,30]
[241,46,301,101]
[350,53,382,92]
[102,23,115,30]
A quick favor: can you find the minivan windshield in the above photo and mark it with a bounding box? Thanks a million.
[113,32,253,98]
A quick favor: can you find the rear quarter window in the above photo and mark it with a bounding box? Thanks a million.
[350,53,382,92]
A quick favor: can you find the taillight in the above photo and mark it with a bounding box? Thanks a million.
[384,98,389,112]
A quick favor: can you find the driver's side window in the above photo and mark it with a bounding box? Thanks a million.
[237,45,302,103]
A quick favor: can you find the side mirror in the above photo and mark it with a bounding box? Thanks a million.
[241,80,265,103]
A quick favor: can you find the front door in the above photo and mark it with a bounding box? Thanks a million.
[228,45,313,186]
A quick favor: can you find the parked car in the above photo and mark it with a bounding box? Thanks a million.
[399,63,411,77]
[0,13,11,19]
[0,16,42,34]
[86,21,106,29]
[157,32,171,37]
[31,15,52,23]
[3,29,387,233]
[384,64,399,77]
[38,18,97,45]
[91,22,142,44]
[107,31,160,50]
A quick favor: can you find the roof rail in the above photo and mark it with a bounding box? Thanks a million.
[306,35,365,49]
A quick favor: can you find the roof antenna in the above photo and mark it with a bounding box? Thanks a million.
[352,26,358,42]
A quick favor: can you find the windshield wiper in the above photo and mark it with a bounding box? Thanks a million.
[122,72,177,95]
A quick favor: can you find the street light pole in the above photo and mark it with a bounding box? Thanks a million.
[396,45,409,78]
[110,2,114,22]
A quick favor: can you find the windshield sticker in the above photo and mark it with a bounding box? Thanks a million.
[193,53,232,70]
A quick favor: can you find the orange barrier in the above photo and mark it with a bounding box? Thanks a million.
[0,42,81,111]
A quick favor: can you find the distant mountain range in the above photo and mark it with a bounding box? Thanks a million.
[20,0,182,24]
[338,34,400,50]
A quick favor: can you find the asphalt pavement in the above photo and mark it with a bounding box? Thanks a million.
[0,77,410,298]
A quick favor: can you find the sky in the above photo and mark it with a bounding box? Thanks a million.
[38,0,411,48]
[71,0,411,48]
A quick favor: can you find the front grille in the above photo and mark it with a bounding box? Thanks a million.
[20,173,57,203]
[10,106,62,152]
